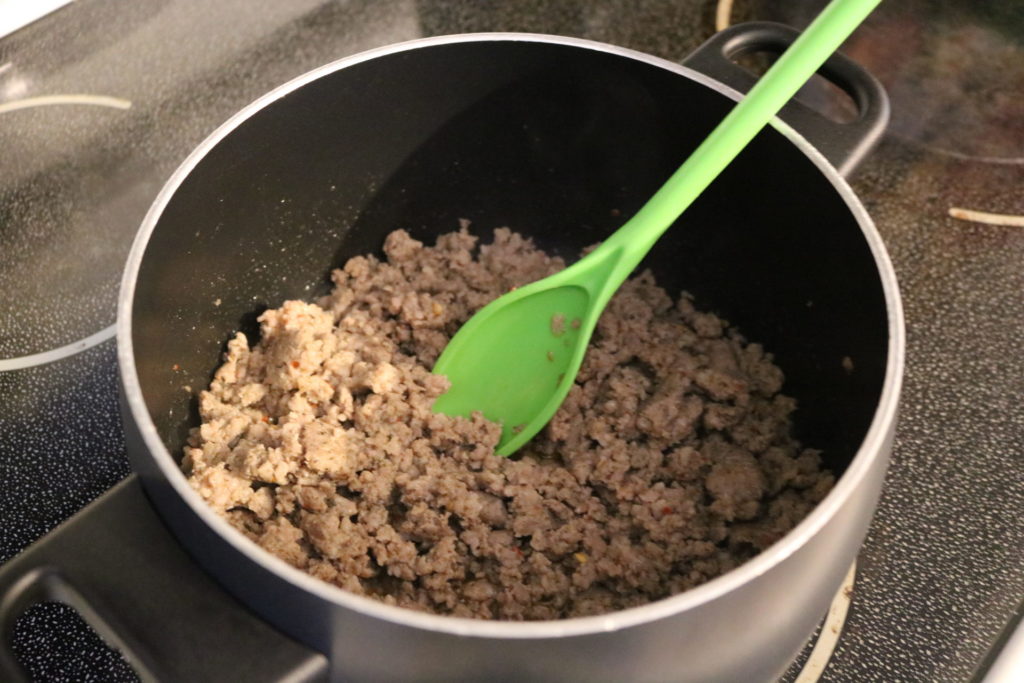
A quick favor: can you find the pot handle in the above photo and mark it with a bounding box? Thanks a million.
[682,21,890,177]
[0,475,327,682]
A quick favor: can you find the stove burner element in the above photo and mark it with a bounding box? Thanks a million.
[794,563,857,682]
[0,93,131,115]
[0,324,116,372]
[948,207,1024,228]
[0,91,135,360]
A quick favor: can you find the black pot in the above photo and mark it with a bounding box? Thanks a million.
[1,26,903,682]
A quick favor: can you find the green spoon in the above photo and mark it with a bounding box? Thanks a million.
[433,0,881,456]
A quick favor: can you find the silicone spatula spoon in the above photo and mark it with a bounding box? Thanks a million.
[432,0,881,456]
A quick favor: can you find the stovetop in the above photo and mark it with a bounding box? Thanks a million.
[1,1,1021,680]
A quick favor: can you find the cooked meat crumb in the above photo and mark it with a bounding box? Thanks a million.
[551,313,566,336]
[185,226,833,620]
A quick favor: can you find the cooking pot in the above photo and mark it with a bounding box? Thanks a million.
[0,26,903,682]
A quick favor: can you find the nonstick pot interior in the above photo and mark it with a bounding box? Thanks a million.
[131,38,888,493]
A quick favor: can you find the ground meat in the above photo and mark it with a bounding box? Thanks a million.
[184,226,834,620]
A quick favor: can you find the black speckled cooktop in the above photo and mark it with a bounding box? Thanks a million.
[1,1,1021,680]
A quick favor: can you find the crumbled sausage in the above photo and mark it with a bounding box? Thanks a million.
[185,226,833,620]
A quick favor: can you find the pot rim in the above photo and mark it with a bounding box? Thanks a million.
[117,31,905,640]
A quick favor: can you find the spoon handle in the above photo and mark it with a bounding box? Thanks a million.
[594,0,882,298]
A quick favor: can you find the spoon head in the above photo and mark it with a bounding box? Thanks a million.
[432,282,592,455]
